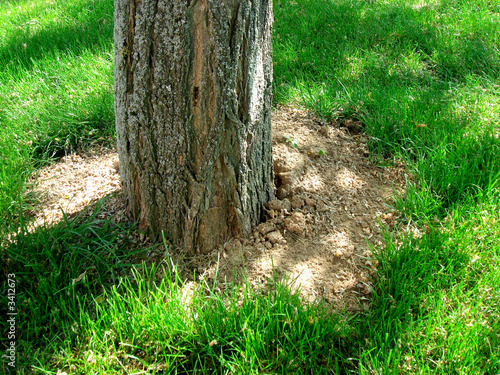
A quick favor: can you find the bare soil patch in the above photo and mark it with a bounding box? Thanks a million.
[30,106,406,311]
[29,145,124,226]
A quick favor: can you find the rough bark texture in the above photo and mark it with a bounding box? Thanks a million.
[114,0,274,253]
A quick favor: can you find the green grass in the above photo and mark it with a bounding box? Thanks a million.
[360,188,500,373]
[49,265,355,374]
[1,0,499,373]
[0,0,114,234]
[0,199,149,370]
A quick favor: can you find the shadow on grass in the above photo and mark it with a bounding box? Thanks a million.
[0,0,114,72]
[0,194,496,373]
[274,0,500,213]
[272,0,500,372]
[0,0,115,224]
[359,201,500,372]
[0,191,359,373]
[0,87,115,232]
[274,0,500,135]
[360,230,471,367]
[0,0,498,371]
[274,0,499,98]
[0,194,151,371]
[29,90,115,163]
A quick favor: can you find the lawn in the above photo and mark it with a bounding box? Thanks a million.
[1,0,499,373]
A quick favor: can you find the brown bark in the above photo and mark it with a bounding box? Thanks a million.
[114,0,274,253]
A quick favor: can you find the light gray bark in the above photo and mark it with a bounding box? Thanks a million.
[114,0,274,253]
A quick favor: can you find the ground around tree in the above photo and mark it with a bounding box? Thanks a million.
[29,106,407,312]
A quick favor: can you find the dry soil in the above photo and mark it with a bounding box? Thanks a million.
[30,106,407,311]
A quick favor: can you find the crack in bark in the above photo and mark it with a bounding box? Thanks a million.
[125,0,137,95]
[148,0,160,180]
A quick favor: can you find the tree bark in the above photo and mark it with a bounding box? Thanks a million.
[114,0,274,253]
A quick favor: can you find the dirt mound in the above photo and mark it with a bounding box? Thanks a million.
[29,106,406,311]
[191,106,406,311]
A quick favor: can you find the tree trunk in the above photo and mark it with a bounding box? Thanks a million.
[114,0,274,254]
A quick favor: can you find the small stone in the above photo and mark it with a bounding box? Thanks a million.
[271,217,284,226]
[281,198,292,212]
[266,198,292,214]
[267,209,277,218]
[233,239,242,251]
[265,241,273,249]
[267,199,284,211]
[315,202,328,212]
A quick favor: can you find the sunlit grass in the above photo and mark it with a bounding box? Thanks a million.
[362,188,500,373]
[0,0,114,234]
[46,264,354,374]
[274,0,500,372]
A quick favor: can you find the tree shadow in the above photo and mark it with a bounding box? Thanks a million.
[275,0,500,206]
[0,186,165,371]
[1,0,498,371]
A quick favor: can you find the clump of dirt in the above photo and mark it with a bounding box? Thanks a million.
[29,106,406,312]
